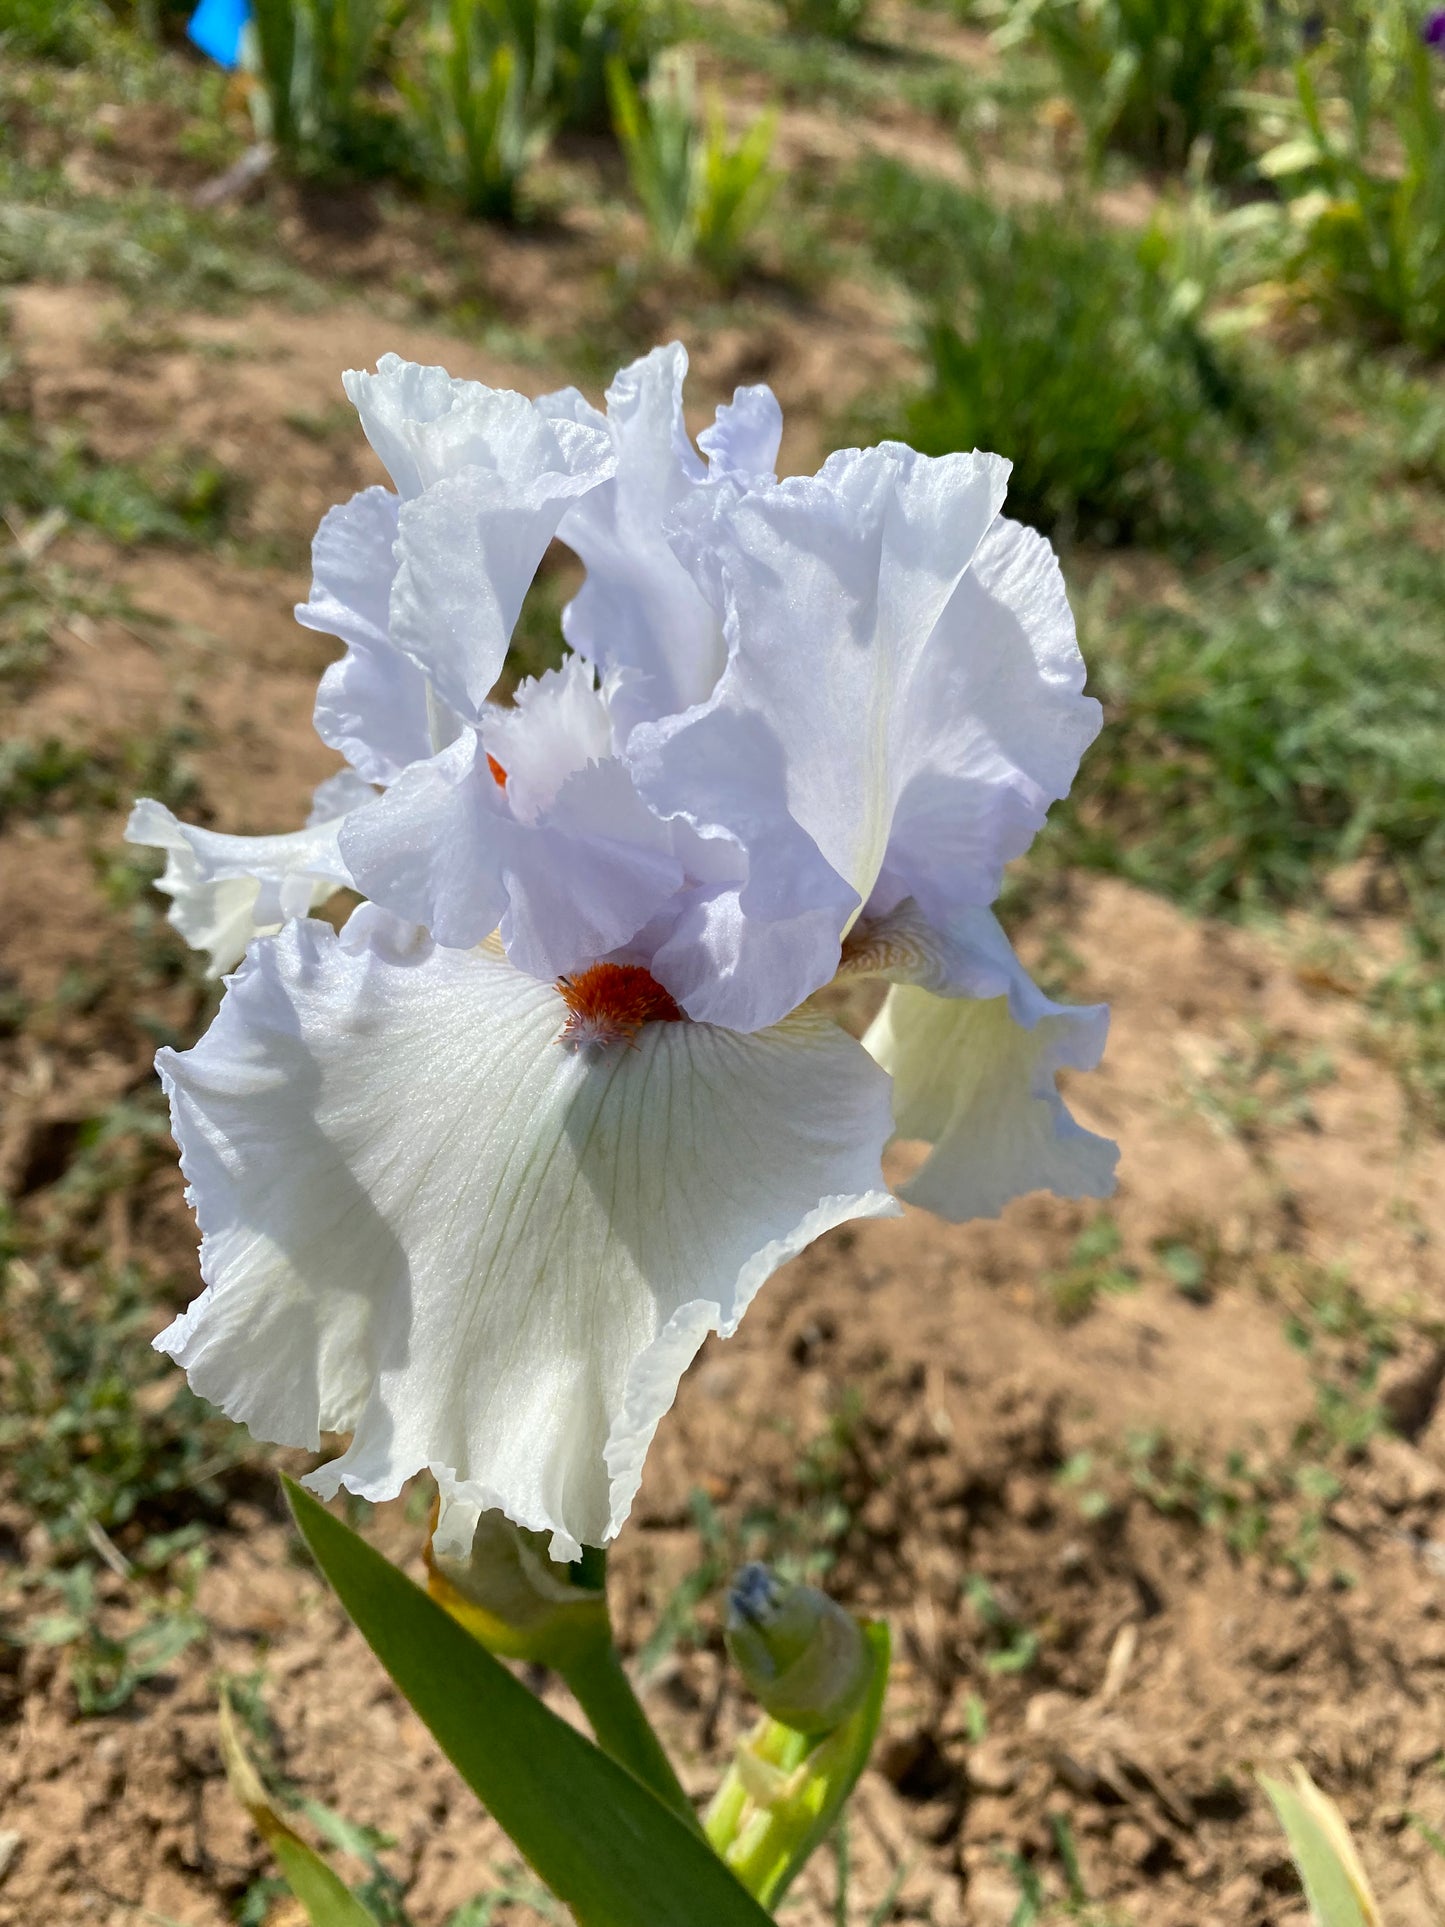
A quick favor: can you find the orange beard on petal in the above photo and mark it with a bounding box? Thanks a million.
[556,963,686,1050]
[486,753,508,788]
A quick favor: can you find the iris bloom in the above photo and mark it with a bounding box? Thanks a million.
[130,346,1117,1562]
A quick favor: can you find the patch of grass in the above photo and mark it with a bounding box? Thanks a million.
[1262,1,1445,353]
[962,1573,1041,1675]
[0,146,315,311]
[0,0,109,62]
[1040,1213,1138,1324]
[0,728,199,828]
[609,52,779,285]
[846,162,1253,548]
[1117,1265,1413,1580]
[1029,336,1445,1078]
[1190,1027,1336,1144]
[693,10,997,125]
[772,0,872,45]
[0,1241,240,1554]
[999,0,1265,175]
[1369,939,1445,1132]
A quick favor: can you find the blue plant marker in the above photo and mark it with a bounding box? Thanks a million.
[187,0,251,70]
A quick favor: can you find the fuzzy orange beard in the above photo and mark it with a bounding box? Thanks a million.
[556,963,686,1050]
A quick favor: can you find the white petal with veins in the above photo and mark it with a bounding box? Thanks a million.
[156,919,899,1559]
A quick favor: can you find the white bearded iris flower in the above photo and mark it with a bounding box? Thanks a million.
[132,344,1117,1563]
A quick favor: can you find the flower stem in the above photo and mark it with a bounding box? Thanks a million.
[563,1639,704,1836]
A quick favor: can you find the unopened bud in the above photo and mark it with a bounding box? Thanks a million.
[724,1563,870,1736]
[426,1507,606,1666]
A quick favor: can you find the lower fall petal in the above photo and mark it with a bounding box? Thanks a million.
[861,911,1117,1223]
[156,920,899,1561]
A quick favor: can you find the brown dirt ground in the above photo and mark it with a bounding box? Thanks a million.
[3,39,1445,1927]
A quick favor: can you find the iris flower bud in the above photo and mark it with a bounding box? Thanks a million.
[724,1563,871,1736]
[425,1507,607,1668]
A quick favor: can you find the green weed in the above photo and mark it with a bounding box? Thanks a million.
[1369,938,1445,1131]
[999,1812,1128,1923]
[0,729,198,828]
[1040,1213,1138,1324]
[11,1551,208,1714]
[830,1813,909,1927]
[963,1574,1041,1675]
[1190,1028,1336,1143]
[0,1251,239,1552]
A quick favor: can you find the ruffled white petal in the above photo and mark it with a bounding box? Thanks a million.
[657,444,1009,891]
[698,383,784,480]
[343,353,613,504]
[860,907,1117,1222]
[125,779,369,975]
[156,919,898,1559]
[634,707,860,1032]
[387,422,617,727]
[480,656,614,823]
[338,728,683,971]
[543,345,732,738]
[875,515,1102,931]
[300,487,433,786]
[626,446,1004,1024]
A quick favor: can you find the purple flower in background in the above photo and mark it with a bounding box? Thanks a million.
[1425,9,1445,50]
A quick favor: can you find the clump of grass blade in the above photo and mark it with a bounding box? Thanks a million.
[608,52,778,284]
[250,0,413,176]
[1261,0,1445,353]
[772,0,871,46]
[870,172,1251,548]
[402,0,549,219]
[995,0,1265,175]
[470,0,669,135]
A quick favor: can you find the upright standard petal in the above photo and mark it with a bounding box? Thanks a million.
[630,444,1012,1027]
[125,775,371,975]
[343,353,614,502]
[697,382,784,481]
[544,346,737,738]
[156,921,899,1560]
[387,420,616,724]
[300,487,432,786]
[860,907,1117,1223]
